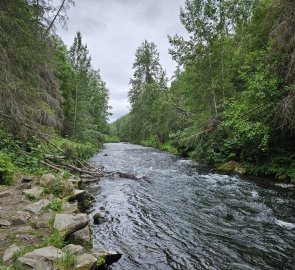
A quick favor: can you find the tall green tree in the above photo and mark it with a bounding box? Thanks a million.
[128,40,168,143]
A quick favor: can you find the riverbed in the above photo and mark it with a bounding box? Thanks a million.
[89,143,295,270]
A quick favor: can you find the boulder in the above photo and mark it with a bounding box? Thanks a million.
[3,244,20,265]
[40,173,56,190]
[67,225,92,248]
[62,244,85,255]
[24,199,50,215]
[74,253,97,270]
[70,190,86,201]
[62,201,79,214]
[54,214,88,238]
[0,219,11,227]
[62,180,76,197]
[11,211,31,225]
[23,186,44,200]
[36,212,54,227]
[16,246,64,270]
[78,191,95,212]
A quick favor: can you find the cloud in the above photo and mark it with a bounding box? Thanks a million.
[57,0,187,121]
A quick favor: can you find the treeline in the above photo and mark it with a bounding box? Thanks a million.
[0,0,109,147]
[112,0,295,180]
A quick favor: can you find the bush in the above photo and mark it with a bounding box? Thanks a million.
[0,152,15,185]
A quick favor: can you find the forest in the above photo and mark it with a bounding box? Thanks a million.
[0,0,295,269]
[0,0,294,183]
[0,0,109,180]
[112,0,295,181]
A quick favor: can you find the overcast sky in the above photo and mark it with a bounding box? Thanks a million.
[57,0,187,122]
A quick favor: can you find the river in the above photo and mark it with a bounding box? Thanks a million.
[89,143,295,270]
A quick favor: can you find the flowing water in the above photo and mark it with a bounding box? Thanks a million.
[89,143,295,270]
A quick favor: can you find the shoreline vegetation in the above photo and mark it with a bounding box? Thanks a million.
[109,0,295,183]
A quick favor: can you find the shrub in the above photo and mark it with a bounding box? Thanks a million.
[0,152,15,185]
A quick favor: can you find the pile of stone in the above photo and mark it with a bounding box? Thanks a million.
[1,173,121,270]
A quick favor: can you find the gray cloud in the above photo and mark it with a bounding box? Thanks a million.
[57,0,187,122]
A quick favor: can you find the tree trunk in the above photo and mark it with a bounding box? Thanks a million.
[45,0,66,35]
[209,48,218,117]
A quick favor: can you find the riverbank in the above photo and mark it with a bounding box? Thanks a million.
[0,170,121,270]
[131,139,295,184]
[0,133,122,269]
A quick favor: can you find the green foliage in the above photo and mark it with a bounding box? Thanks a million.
[0,152,15,185]
[97,256,106,266]
[114,0,294,181]
[55,252,77,270]
[0,262,16,270]
[47,198,66,212]
[103,134,120,143]
[44,229,64,248]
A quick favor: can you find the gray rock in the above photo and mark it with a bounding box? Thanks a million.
[25,199,50,215]
[67,225,92,247]
[40,173,56,190]
[0,190,13,198]
[16,182,32,190]
[3,244,20,265]
[11,211,31,225]
[62,201,79,214]
[62,244,85,255]
[16,246,64,270]
[70,189,86,200]
[14,225,31,233]
[0,219,11,227]
[54,214,88,238]
[74,253,97,270]
[23,186,44,200]
[38,212,54,225]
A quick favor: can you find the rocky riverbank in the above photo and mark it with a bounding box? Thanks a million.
[0,173,121,270]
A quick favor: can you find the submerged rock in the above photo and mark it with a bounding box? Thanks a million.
[93,213,107,225]
[92,250,122,268]
[54,213,88,238]
[217,161,246,175]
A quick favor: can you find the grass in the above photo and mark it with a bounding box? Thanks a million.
[43,229,64,249]
[55,252,77,270]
